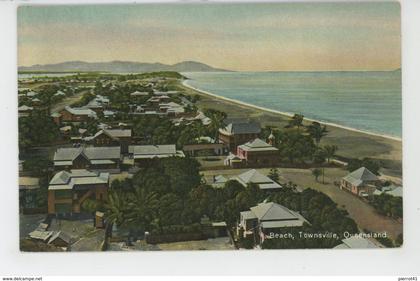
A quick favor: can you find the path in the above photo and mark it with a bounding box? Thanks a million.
[201,167,402,239]
[50,90,88,113]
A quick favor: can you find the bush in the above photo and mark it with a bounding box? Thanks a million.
[238,236,255,249]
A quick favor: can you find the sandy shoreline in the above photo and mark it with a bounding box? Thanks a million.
[182,79,402,142]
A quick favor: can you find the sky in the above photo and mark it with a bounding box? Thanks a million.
[18,2,401,71]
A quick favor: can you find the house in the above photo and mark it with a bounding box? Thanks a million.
[51,112,62,125]
[88,129,131,153]
[103,110,116,118]
[218,122,261,152]
[26,91,38,97]
[47,169,109,215]
[159,102,185,116]
[84,95,110,112]
[29,230,54,242]
[234,169,282,190]
[18,105,34,117]
[340,167,379,197]
[373,184,402,197]
[227,138,279,168]
[238,202,308,244]
[194,111,212,126]
[334,236,380,249]
[60,106,97,122]
[54,90,66,97]
[147,95,170,105]
[19,177,40,210]
[53,146,121,171]
[128,144,185,166]
[130,91,149,97]
[31,97,41,106]
[84,99,103,112]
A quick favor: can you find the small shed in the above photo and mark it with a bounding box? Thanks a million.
[95,211,105,228]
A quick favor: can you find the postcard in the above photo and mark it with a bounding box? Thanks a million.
[18,1,402,251]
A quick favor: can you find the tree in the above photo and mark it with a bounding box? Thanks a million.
[288,114,304,131]
[105,190,129,228]
[81,198,98,214]
[204,109,227,140]
[277,131,316,164]
[22,156,53,177]
[161,157,202,196]
[157,193,184,226]
[313,148,326,164]
[127,187,159,232]
[312,168,322,182]
[306,122,328,145]
[19,111,60,150]
[347,158,381,175]
[323,145,338,163]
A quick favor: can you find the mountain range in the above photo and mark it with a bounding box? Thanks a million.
[18,60,230,73]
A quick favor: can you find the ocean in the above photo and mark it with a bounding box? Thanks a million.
[182,71,402,138]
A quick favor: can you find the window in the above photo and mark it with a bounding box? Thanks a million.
[55,190,72,199]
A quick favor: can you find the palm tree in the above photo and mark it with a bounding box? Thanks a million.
[206,110,226,140]
[127,188,159,233]
[307,122,328,145]
[323,145,338,163]
[104,190,128,228]
[288,114,304,131]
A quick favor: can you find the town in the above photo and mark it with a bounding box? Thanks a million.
[18,71,403,251]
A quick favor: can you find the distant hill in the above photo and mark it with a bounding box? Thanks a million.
[18,60,230,73]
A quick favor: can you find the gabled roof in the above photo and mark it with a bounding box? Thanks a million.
[130,91,149,96]
[48,231,72,245]
[241,202,308,228]
[334,236,379,249]
[54,90,66,96]
[93,129,131,140]
[29,230,53,242]
[54,146,121,162]
[64,106,97,118]
[19,177,40,190]
[212,175,228,187]
[128,144,177,158]
[238,138,278,152]
[26,91,38,97]
[250,202,302,221]
[220,122,261,135]
[49,169,109,190]
[18,105,33,111]
[387,186,403,197]
[343,167,378,187]
[235,169,282,190]
[373,184,402,197]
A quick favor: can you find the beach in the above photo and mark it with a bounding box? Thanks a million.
[179,80,402,177]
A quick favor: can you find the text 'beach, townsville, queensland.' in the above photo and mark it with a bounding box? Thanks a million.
[182,70,402,139]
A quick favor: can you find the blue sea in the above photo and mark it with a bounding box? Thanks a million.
[182,71,402,138]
